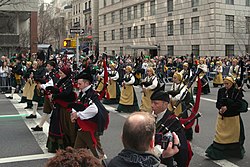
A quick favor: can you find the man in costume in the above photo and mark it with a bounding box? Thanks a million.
[108,112,180,167]
[69,72,109,159]
[151,91,190,167]
[7,55,23,99]
[31,61,58,131]
[205,76,247,160]
[26,51,47,118]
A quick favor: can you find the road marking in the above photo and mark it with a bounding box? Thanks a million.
[0,153,54,164]
[104,104,240,167]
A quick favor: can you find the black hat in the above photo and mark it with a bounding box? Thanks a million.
[150,91,170,102]
[37,51,45,61]
[47,60,56,68]
[75,72,93,83]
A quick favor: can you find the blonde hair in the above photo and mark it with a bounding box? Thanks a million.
[146,67,155,75]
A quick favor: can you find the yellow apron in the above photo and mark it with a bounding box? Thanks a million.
[214,114,240,144]
[168,99,182,116]
[107,80,117,99]
[213,73,223,85]
[140,89,154,113]
[23,78,36,100]
[119,85,134,105]
[96,78,104,92]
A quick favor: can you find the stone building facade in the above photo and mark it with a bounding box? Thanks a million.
[98,0,250,57]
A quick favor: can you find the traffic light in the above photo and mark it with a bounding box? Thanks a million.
[63,40,71,47]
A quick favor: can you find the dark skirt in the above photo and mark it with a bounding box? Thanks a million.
[117,89,139,113]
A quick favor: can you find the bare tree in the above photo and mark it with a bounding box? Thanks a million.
[38,3,53,44]
[50,16,65,49]
[19,28,30,48]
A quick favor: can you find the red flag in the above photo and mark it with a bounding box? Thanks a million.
[98,59,109,100]
[180,77,202,129]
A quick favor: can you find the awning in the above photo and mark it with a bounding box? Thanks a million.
[126,45,157,50]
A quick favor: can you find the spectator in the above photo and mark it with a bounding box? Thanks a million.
[108,112,180,167]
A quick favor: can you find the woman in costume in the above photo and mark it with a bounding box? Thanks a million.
[95,61,104,93]
[205,76,247,160]
[103,63,120,104]
[140,67,158,113]
[46,66,77,153]
[194,58,210,94]
[213,61,223,87]
[116,66,139,113]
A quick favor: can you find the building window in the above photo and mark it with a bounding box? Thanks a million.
[103,14,106,25]
[134,6,138,19]
[89,1,91,8]
[111,0,115,5]
[85,2,87,10]
[226,0,234,5]
[104,31,107,41]
[167,45,174,57]
[246,17,250,34]
[150,0,156,16]
[151,23,156,37]
[120,10,123,22]
[141,25,145,38]
[226,15,234,33]
[127,27,132,39]
[140,3,144,17]
[225,45,234,57]
[112,30,115,40]
[111,12,115,23]
[180,19,184,35]
[192,45,200,57]
[167,0,173,12]
[192,0,199,7]
[127,7,131,20]
[134,26,138,38]
[167,20,174,36]
[120,28,123,40]
[246,45,250,54]
[247,0,250,6]
[104,0,106,7]
[191,16,199,34]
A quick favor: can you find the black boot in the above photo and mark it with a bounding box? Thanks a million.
[24,100,33,109]
[19,96,27,103]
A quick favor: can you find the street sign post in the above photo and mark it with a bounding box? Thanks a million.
[70,29,84,34]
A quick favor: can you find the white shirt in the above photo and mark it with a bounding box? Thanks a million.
[72,85,98,120]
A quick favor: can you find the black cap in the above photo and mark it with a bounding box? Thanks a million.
[150,91,170,102]
[75,72,93,83]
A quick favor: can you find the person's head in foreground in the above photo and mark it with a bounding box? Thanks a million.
[45,147,103,167]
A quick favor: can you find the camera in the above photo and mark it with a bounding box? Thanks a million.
[155,131,174,149]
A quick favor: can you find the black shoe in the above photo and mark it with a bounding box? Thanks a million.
[26,114,37,119]
[24,106,32,109]
[19,100,26,103]
[31,125,43,131]
[6,96,13,99]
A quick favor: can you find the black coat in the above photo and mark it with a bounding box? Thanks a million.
[155,111,188,167]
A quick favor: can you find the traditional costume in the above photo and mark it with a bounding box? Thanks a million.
[46,66,77,153]
[117,66,139,113]
[194,59,210,94]
[103,64,120,104]
[205,77,248,160]
[140,67,158,113]
[213,61,223,87]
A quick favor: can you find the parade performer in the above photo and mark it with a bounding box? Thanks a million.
[140,67,158,113]
[95,62,104,93]
[31,61,59,131]
[46,66,77,153]
[103,63,120,104]
[229,59,240,79]
[69,72,109,159]
[180,63,192,85]
[116,66,139,113]
[26,52,46,119]
[194,58,210,94]
[213,61,223,87]
[7,55,23,99]
[151,91,190,167]
[205,76,248,160]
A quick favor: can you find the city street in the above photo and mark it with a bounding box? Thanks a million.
[0,83,249,167]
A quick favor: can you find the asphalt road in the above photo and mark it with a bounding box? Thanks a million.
[0,83,249,167]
